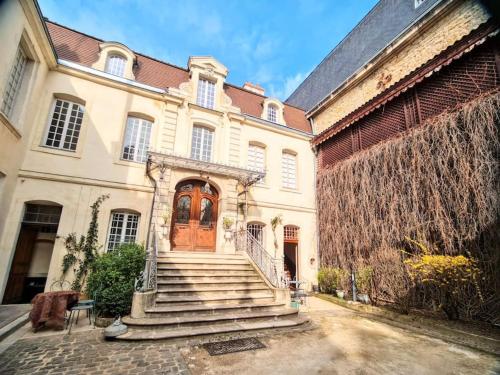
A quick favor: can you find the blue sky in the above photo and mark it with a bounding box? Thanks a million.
[38,0,378,101]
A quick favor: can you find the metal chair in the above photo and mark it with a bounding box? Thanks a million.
[67,296,96,334]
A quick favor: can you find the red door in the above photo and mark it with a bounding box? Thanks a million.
[170,180,218,252]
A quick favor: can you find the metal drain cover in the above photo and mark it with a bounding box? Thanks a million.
[202,337,266,356]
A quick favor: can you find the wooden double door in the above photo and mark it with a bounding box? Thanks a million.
[170,180,218,252]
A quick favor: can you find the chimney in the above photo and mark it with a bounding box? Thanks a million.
[243,82,265,96]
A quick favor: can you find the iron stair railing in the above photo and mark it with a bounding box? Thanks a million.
[235,229,285,288]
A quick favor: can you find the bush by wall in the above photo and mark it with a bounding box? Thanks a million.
[86,243,146,317]
[317,93,500,322]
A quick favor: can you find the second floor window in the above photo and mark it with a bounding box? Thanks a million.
[248,144,265,183]
[267,104,278,123]
[105,55,126,77]
[282,151,297,189]
[191,126,214,162]
[122,116,153,163]
[44,99,84,151]
[107,211,139,251]
[197,78,215,109]
[2,45,28,117]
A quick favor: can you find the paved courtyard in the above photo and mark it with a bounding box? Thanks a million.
[0,297,498,374]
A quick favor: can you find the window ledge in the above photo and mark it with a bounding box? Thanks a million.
[114,158,147,169]
[188,102,224,116]
[33,145,81,159]
[0,111,21,139]
[280,187,301,194]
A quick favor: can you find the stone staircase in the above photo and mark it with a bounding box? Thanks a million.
[117,252,307,340]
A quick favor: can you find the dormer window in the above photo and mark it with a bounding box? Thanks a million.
[197,78,215,109]
[105,54,126,77]
[267,104,278,123]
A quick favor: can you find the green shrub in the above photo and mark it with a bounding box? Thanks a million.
[318,267,348,294]
[86,243,146,317]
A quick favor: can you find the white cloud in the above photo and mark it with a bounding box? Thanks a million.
[269,71,309,101]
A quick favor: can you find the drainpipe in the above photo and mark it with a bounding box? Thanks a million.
[145,157,158,251]
[352,270,357,302]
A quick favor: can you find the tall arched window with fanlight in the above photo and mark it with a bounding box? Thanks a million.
[105,54,126,77]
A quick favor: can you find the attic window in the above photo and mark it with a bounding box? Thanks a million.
[267,104,277,123]
[105,54,126,77]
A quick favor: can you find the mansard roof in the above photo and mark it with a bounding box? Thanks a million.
[46,21,311,133]
[285,0,442,112]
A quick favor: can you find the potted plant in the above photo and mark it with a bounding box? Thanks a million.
[356,266,373,304]
[333,268,348,299]
[161,207,171,227]
[222,217,234,240]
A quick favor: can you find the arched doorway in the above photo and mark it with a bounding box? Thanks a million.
[284,225,299,283]
[3,202,62,304]
[170,179,218,252]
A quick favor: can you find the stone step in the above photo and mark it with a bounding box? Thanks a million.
[123,308,299,329]
[157,269,258,277]
[158,252,246,260]
[155,293,275,306]
[157,275,263,283]
[157,263,254,271]
[144,302,287,318]
[157,279,265,288]
[117,316,309,341]
[157,284,268,293]
[157,258,250,265]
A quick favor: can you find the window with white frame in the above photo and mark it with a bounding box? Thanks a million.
[44,99,84,151]
[247,223,265,245]
[1,45,28,117]
[107,211,139,251]
[282,151,297,189]
[267,104,278,123]
[191,125,214,162]
[105,54,126,77]
[196,78,216,109]
[414,0,427,8]
[248,144,265,183]
[121,116,153,163]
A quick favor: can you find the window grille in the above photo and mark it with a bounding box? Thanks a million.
[247,223,265,245]
[282,152,297,189]
[267,105,277,123]
[105,55,126,77]
[197,78,216,109]
[23,204,62,224]
[121,116,153,163]
[45,99,84,151]
[191,126,214,162]
[107,212,139,251]
[2,45,28,117]
[284,225,299,241]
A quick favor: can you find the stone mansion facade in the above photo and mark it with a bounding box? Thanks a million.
[0,0,316,303]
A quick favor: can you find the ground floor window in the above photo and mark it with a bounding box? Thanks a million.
[107,212,139,251]
[247,222,265,245]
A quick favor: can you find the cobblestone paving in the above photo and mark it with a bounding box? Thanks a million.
[0,329,189,375]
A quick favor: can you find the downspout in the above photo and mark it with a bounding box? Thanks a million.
[311,117,321,290]
[145,156,158,249]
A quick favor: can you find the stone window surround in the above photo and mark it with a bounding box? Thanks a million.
[92,42,136,81]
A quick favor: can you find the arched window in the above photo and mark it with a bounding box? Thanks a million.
[107,211,140,251]
[121,116,153,163]
[267,104,278,123]
[247,222,265,245]
[105,54,126,77]
[191,125,214,162]
[44,98,84,151]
